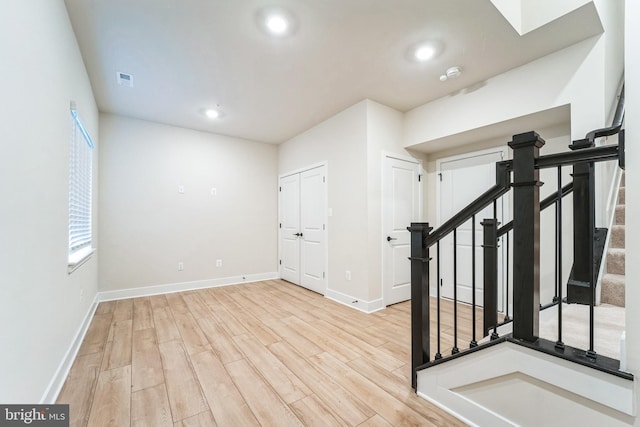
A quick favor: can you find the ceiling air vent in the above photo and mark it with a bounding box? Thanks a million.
[116,72,134,87]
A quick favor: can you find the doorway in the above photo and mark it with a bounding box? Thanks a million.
[437,148,508,310]
[279,164,327,295]
[382,155,421,306]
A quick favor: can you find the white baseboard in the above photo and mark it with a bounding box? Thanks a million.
[97,272,279,302]
[40,298,98,404]
[324,288,385,313]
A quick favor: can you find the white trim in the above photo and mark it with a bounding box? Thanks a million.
[324,288,385,313]
[97,272,279,302]
[67,247,96,274]
[40,298,99,403]
[278,161,327,179]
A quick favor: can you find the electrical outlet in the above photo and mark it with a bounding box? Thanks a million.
[178,262,184,271]
[211,188,217,196]
[216,259,222,267]
[178,185,185,194]
[345,270,351,280]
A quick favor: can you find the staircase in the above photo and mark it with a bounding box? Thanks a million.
[602,173,625,307]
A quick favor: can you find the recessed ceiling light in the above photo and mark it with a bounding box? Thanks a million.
[257,7,296,37]
[414,45,436,62]
[407,40,443,63]
[266,14,288,35]
[205,109,220,119]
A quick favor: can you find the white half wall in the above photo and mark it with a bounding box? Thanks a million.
[98,114,278,292]
[0,0,99,403]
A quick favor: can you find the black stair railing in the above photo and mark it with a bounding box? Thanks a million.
[409,127,626,389]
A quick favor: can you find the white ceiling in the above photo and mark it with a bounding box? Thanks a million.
[63,0,602,144]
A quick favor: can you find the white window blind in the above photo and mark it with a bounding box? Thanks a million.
[68,101,94,264]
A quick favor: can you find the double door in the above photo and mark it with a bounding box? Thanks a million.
[279,165,326,294]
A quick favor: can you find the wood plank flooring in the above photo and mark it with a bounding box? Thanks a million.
[57,280,470,427]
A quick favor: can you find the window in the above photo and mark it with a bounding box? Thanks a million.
[68,101,94,268]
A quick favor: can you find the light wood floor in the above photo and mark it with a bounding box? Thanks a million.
[57,279,470,427]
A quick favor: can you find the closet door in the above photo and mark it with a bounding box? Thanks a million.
[279,165,326,294]
[299,167,326,294]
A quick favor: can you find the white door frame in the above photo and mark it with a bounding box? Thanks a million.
[278,162,328,294]
[381,152,423,306]
[435,146,510,312]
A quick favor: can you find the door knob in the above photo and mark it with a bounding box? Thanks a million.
[387,236,397,242]
[294,233,301,237]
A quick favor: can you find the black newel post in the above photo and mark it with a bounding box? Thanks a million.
[481,218,498,336]
[508,131,545,342]
[408,222,432,390]
[567,138,596,304]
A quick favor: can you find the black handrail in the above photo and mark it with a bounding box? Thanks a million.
[585,84,625,143]
[498,182,574,237]
[536,144,620,169]
[424,160,512,248]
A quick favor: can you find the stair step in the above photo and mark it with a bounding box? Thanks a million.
[615,205,625,225]
[611,224,625,248]
[621,172,625,187]
[601,273,625,307]
[618,186,625,204]
[607,247,625,275]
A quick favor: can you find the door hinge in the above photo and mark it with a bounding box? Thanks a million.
[438,172,442,181]
[279,186,282,192]
[323,224,325,230]
[418,174,422,182]
[279,260,282,265]
[279,223,282,229]
[323,272,325,278]
[323,176,326,183]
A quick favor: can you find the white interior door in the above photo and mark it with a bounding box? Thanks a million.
[280,173,300,284]
[383,156,420,306]
[300,167,326,294]
[279,165,326,294]
[438,149,506,308]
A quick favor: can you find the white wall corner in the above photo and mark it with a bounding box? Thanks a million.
[324,288,385,313]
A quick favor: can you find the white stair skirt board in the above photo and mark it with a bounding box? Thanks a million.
[417,342,635,427]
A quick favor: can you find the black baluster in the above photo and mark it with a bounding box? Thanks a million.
[470,215,478,348]
[436,241,442,359]
[556,166,565,350]
[452,229,459,355]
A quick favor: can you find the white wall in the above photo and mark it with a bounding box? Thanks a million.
[98,114,278,293]
[0,0,99,402]
[279,101,370,305]
[404,33,609,148]
[623,1,640,422]
[365,100,423,301]
[278,100,420,308]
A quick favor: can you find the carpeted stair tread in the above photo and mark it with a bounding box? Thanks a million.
[611,224,625,248]
[606,247,625,275]
[618,186,625,204]
[601,273,625,307]
[615,205,625,225]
